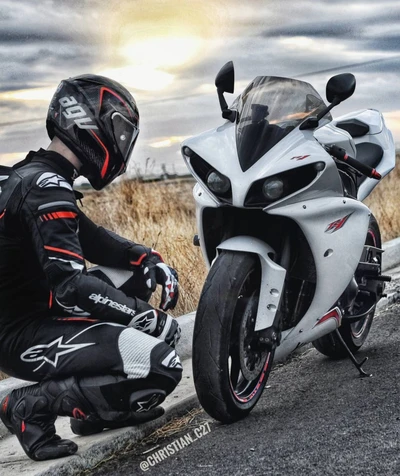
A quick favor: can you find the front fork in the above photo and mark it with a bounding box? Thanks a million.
[216,236,287,347]
[256,234,291,351]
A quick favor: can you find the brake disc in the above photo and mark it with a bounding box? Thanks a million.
[238,297,268,381]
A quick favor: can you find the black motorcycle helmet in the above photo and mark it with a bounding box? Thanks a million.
[47,74,139,190]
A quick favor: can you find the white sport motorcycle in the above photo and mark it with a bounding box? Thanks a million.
[181,62,396,423]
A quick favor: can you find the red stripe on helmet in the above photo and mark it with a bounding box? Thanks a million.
[99,86,133,118]
[91,131,110,179]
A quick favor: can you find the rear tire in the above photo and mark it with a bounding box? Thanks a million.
[192,251,274,423]
[313,215,380,358]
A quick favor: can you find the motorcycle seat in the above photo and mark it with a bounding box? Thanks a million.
[355,142,383,169]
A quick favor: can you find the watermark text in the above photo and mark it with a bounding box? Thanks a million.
[140,421,212,471]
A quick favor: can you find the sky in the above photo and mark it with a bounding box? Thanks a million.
[0,0,399,177]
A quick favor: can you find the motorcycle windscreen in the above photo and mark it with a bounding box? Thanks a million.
[235,76,331,171]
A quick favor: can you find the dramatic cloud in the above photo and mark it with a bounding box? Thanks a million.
[0,0,399,176]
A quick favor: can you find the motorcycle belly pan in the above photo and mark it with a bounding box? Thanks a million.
[268,197,370,345]
[274,317,339,362]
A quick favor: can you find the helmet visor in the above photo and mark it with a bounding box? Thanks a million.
[111,112,139,171]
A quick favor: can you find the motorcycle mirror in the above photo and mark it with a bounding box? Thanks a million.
[215,61,235,93]
[215,61,236,122]
[326,73,356,104]
[306,73,357,126]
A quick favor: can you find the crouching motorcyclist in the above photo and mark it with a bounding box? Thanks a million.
[0,74,182,461]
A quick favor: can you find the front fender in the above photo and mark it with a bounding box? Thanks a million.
[217,236,286,331]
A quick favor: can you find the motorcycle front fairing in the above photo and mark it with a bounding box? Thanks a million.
[182,75,370,341]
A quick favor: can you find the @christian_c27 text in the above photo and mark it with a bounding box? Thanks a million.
[139,421,212,471]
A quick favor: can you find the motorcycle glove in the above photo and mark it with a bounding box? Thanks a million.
[126,303,181,347]
[128,245,179,311]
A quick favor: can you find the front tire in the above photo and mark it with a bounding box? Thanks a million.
[192,251,274,423]
[313,215,381,358]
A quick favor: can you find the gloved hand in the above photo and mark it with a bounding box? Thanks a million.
[155,310,181,347]
[143,251,179,311]
[128,306,181,347]
[129,245,179,311]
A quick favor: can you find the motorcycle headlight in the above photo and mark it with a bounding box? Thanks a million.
[245,163,321,207]
[262,177,285,200]
[182,146,232,203]
[182,146,194,158]
[207,171,231,194]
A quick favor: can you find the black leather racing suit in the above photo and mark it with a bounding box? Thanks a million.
[0,149,181,417]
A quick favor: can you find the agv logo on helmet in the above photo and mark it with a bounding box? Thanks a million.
[59,96,98,131]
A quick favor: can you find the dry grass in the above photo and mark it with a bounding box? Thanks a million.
[139,407,204,446]
[81,154,399,316]
[364,153,400,242]
[80,179,207,316]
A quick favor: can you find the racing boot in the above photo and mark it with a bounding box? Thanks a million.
[0,385,77,461]
[70,387,166,436]
[70,405,165,436]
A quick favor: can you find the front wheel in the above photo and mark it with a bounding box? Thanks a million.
[313,215,381,358]
[192,251,274,423]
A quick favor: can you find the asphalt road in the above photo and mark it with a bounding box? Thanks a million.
[91,300,400,476]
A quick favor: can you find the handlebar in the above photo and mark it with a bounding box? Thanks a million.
[325,144,381,180]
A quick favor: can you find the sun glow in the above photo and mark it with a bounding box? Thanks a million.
[120,36,203,69]
[100,65,174,91]
[99,35,203,92]
[100,35,203,92]
[99,0,221,92]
